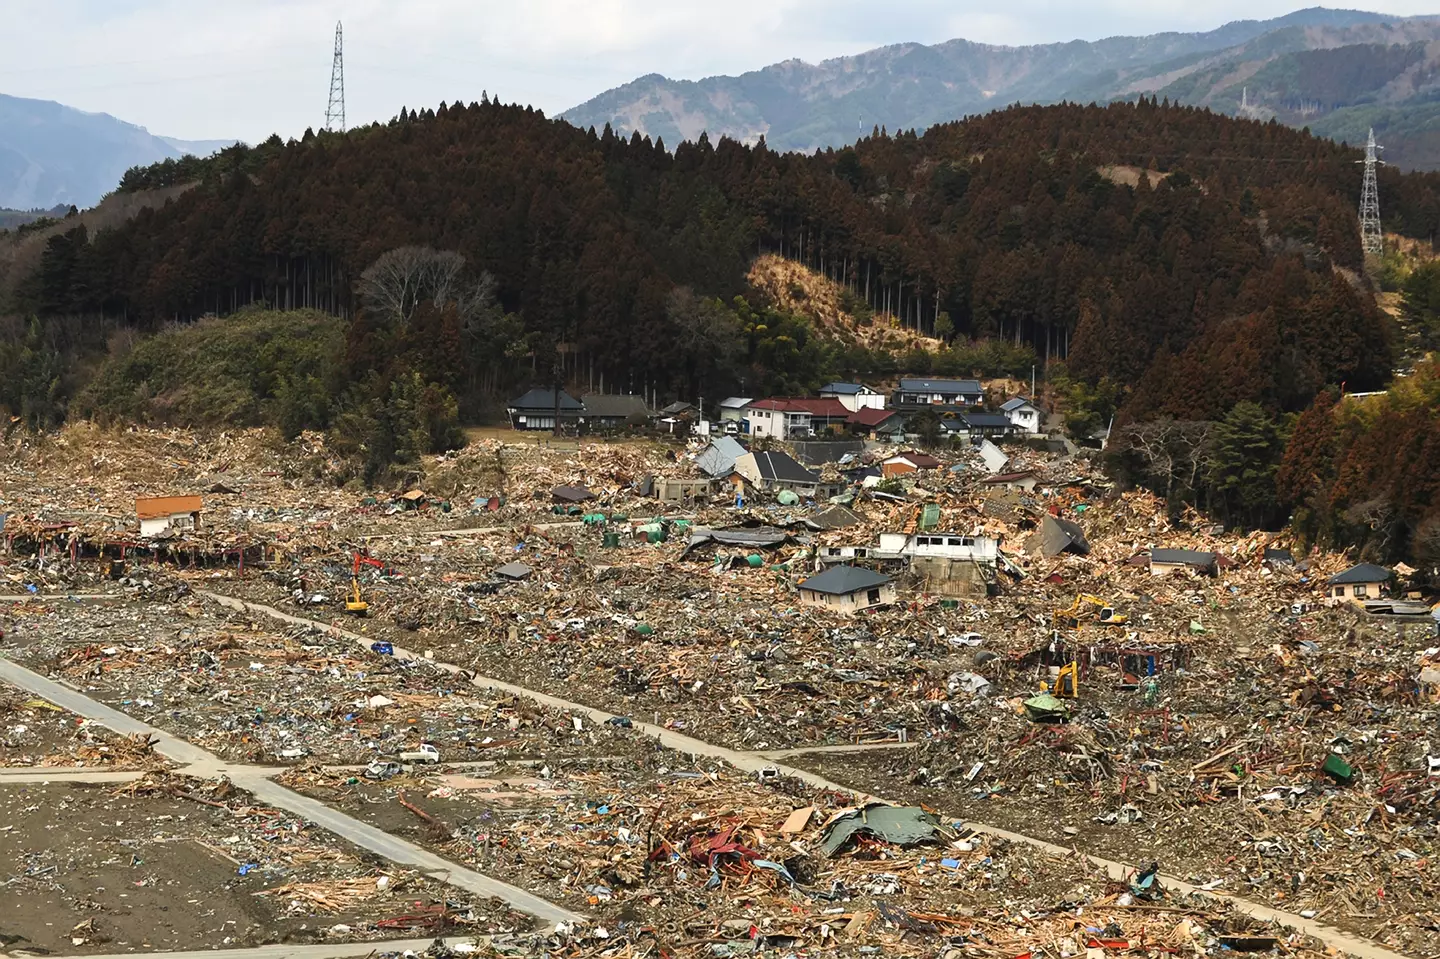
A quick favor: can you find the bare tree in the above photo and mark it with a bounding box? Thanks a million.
[359,247,471,326]
[1117,419,1213,502]
[1344,497,1399,558]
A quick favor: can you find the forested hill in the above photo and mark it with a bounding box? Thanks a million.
[7,97,1440,432]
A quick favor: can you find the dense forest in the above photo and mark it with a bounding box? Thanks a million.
[3,96,1440,553]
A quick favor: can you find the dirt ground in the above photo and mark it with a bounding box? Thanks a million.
[0,782,496,954]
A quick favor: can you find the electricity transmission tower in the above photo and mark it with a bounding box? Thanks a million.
[325,21,346,133]
[1359,127,1383,255]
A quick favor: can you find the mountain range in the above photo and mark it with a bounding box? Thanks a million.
[0,93,237,211]
[563,7,1440,169]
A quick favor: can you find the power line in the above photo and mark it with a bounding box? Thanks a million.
[1359,127,1383,256]
[326,21,345,133]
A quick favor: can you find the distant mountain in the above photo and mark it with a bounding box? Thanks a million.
[0,94,239,209]
[158,136,243,158]
[562,7,1440,168]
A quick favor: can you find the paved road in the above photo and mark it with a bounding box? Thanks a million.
[0,659,578,927]
[203,591,1410,959]
[0,767,146,783]
[752,742,918,759]
[0,594,122,602]
[18,937,467,959]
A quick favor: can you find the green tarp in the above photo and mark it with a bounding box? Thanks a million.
[818,803,951,857]
[1023,693,1071,722]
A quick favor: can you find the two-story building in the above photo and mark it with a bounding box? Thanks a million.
[745,398,852,439]
[1000,397,1045,434]
[819,383,887,413]
[891,377,984,413]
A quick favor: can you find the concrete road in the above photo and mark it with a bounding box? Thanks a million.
[751,742,919,760]
[204,591,1411,959]
[0,594,122,602]
[0,767,146,784]
[18,936,470,959]
[0,659,578,928]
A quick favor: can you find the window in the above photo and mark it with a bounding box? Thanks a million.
[946,538,963,547]
[961,537,974,546]
[1332,586,1345,597]
[1354,584,1368,597]
[867,588,882,604]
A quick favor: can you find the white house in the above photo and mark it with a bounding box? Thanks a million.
[819,382,886,413]
[1000,397,1044,434]
[137,495,203,538]
[745,400,811,440]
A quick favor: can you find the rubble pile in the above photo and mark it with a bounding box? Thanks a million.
[0,688,166,768]
[297,758,1329,958]
[7,601,647,766]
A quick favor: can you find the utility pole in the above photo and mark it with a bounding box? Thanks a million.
[1359,128,1383,256]
[325,21,346,133]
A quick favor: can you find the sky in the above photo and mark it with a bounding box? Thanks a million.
[2,0,1438,143]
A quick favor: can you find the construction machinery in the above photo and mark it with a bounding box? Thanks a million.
[1050,660,1079,698]
[345,550,387,616]
[1053,594,1127,630]
[1038,633,1080,698]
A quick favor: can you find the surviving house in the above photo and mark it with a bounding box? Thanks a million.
[507,389,583,431]
[1327,563,1391,601]
[745,398,852,439]
[891,377,984,413]
[733,450,829,497]
[136,496,203,538]
[819,382,886,413]
[798,566,897,613]
[717,398,753,425]
[745,399,812,440]
[579,393,649,431]
[882,451,944,478]
[1000,397,1044,434]
[1149,549,1218,577]
[962,412,1016,439]
[850,407,906,442]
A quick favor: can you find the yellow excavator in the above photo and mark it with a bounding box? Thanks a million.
[346,551,387,616]
[1050,661,1080,698]
[1052,594,1127,630]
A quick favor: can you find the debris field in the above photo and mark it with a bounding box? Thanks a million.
[1,424,1437,957]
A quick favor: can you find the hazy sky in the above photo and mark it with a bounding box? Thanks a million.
[3,0,1437,143]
